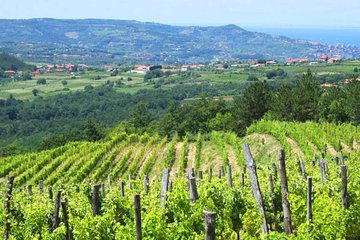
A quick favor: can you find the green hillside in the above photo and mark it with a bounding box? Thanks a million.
[0,121,359,239]
[0,19,359,63]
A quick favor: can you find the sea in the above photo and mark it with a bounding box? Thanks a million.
[246,27,360,47]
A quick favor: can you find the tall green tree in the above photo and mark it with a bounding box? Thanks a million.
[232,81,272,135]
[292,70,323,122]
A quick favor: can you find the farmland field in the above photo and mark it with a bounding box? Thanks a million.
[1,121,359,239]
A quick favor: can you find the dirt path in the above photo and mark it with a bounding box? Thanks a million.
[225,144,240,173]
[327,144,337,156]
[187,143,196,169]
[170,142,183,175]
[352,140,359,150]
[114,145,131,163]
[286,137,305,159]
[340,141,351,152]
[136,145,155,177]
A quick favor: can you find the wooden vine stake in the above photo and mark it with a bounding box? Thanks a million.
[241,173,245,188]
[52,190,62,232]
[278,149,293,235]
[134,194,142,240]
[27,185,33,196]
[341,165,348,209]
[144,175,149,194]
[160,168,170,207]
[120,181,125,197]
[242,144,269,234]
[307,177,313,221]
[208,168,212,182]
[4,176,15,240]
[272,162,278,181]
[299,159,307,180]
[189,176,199,202]
[92,184,101,216]
[61,199,72,240]
[38,180,44,194]
[269,174,279,231]
[320,158,326,183]
[203,211,216,240]
[48,187,53,200]
[227,165,233,188]
[101,183,106,197]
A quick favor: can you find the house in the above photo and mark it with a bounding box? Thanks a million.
[328,58,341,64]
[287,59,299,65]
[104,65,114,72]
[4,70,16,75]
[149,65,162,71]
[299,58,310,63]
[266,60,277,65]
[181,65,191,71]
[320,83,337,87]
[131,64,150,74]
[320,55,329,61]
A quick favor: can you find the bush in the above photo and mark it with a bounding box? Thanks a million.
[36,78,46,85]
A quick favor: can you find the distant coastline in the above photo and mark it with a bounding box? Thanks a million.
[247,27,360,47]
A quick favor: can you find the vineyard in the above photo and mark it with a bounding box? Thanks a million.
[1,121,360,239]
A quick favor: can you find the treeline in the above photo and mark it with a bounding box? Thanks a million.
[0,81,245,154]
[140,70,360,137]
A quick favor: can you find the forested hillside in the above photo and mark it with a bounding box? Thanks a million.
[0,19,359,63]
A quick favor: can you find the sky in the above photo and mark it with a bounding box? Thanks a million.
[1,0,360,28]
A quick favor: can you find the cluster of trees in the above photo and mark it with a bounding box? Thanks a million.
[132,70,360,137]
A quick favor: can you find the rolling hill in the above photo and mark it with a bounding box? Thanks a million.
[0,18,359,63]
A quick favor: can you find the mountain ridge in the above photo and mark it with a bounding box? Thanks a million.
[0,18,359,63]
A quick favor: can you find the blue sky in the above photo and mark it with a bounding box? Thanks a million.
[1,0,359,28]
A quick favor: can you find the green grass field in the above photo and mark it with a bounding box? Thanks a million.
[1,60,359,100]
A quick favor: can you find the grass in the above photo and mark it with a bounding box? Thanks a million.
[1,60,359,100]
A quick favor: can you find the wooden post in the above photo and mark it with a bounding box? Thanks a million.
[242,144,269,234]
[198,171,203,185]
[221,166,225,177]
[320,158,326,183]
[299,159,306,180]
[28,185,33,196]
[120,181,125,197]
[269,174,279,231]
[52,190,62,232]
[227,165,233,188]
[128,175,132,189]
[61,199,72,240]
[218,169,222,178]
[341,165,348,209]
[160,168,170,207]
[4,176,15,240]
[48,187,53,200]
[144,175,149,194]
[203,211,216,240]
[134,194,142,240]
[100,183,105,197]
[334,156,339,165]
[340,153,345,165]
[188,168,195,178]
[107,175,111,189]
[278,149,293,235]
[241,173,245,188]
[307,177,313,221]
[92,184,101,216]
[272,163,277,181]
[208,168,212,182]
[38,180,44,194]
[169,181,173,192]
[189,177,199,202]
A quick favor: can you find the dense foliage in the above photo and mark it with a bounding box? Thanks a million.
[0,121,359,239]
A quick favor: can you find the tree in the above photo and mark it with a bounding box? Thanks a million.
[292,69,323,121]
[129,102,153,129]
[232,81,272,135]
[83,121,106,142]
[318,87,350,123]
[247,75,259,81]
[269,85,294,121]
[61,80,68,86]
[345,80,360,125]
[37,78,46,85]
[32,89,39,96]
[354,67,358,73]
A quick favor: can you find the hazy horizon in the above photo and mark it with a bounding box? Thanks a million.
[0,0,359,28]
